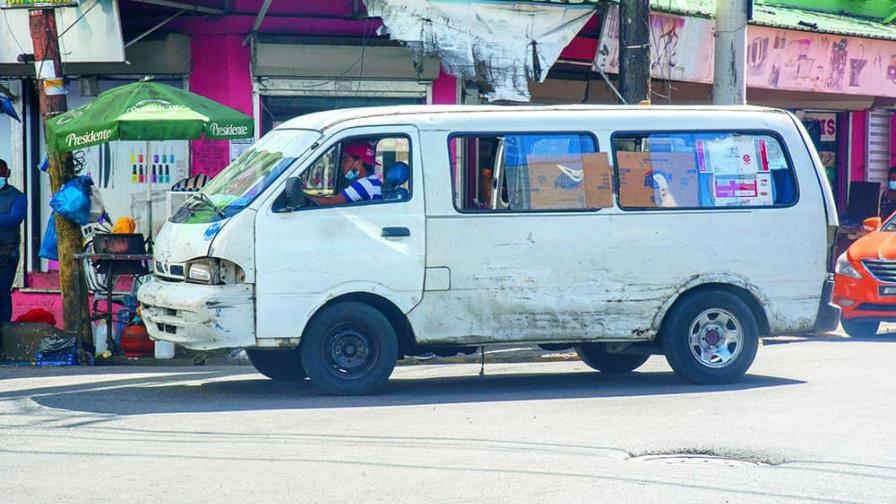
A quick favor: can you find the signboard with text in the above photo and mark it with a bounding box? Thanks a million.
[595,5,715,85]
[597,7,896,98]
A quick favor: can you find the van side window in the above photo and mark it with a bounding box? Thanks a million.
[449,133,609,212]
[612,132,797,209]
[298,135,412,205]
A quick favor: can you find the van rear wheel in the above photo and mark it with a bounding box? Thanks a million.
[246,349,306,382]
[840,317,879,338]
[575,346,650,373]
[300,302,398,395]
[661,290,759,384]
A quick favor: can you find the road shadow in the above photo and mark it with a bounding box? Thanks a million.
[762,333,896,345]
[28,368,804,416]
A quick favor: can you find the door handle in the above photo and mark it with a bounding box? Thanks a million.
[382,227,410,238]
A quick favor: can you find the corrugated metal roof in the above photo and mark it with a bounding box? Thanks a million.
[752,5,896,41]
[645,0,896,41]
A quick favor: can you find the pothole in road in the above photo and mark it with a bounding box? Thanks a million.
[629,450,776,467]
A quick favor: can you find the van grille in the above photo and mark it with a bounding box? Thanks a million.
[862,259,896,283]
[154,261,185,281]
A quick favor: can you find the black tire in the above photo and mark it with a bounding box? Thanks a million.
[840,317,880,338]
[575,346,650,373]
[661,290,759,384]
[246,348,306,382]
[299,301,398,395]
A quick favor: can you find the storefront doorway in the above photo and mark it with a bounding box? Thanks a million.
[260,95,424,134]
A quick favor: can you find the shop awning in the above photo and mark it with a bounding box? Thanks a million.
[646,0,896,41]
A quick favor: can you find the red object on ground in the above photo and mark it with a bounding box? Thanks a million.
[14,308,57,325]
[119,324,154,358]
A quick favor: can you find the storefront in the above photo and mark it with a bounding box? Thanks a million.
[0,30,190,319]
[252,40,447,135]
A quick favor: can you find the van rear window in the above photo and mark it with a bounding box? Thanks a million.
[612,132,797,209]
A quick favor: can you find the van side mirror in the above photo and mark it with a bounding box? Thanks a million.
[283,177,304,211]
[863,217,882,232]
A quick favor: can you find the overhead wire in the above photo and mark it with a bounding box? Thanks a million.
[2,8,27,58]
[58,0,102,74]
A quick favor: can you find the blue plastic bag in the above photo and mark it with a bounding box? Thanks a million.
[50,176,92,225]
[39,213,58,261]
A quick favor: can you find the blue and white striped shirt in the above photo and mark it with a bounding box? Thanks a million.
[341,174,383,203]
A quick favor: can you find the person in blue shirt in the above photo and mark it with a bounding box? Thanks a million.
[312,141,382,206]
[0,159,25,322]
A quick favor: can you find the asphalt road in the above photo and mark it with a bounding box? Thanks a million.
[1,334,895,503]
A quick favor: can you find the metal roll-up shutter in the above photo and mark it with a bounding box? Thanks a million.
[867,108,892,184]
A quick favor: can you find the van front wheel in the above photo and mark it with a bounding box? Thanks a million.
[662,291,759,384]
[575,346,650,373]
[300,302,398,395]
[246,348,306,382]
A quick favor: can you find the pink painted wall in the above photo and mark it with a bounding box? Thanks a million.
[12,291,63,328]
[188,33,253,177]
[891,114,896,168]
[851,111,867,183]
[431,67,457,105]
[837,112,849,211]
[12,291,126,330]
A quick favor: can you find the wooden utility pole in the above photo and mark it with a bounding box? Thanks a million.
[619,0,651,104]
[713,0,748,104]
[28,9,90,344]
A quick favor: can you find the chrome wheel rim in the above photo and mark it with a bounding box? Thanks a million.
[688,308,742,369]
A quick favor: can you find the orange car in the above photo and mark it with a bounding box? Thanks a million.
[834,216,896,337]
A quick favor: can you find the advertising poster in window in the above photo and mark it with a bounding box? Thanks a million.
[697,136,763,175]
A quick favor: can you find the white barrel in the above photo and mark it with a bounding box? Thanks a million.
[154,341,175,359]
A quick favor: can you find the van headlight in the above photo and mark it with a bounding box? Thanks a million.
[185,258,245,285]
[835,252,862,279]
[186,259,218,284]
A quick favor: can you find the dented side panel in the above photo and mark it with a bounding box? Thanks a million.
[409,120,828,345]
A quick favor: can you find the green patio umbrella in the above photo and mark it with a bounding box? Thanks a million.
[46,79,254,152]
[44,79,254,235]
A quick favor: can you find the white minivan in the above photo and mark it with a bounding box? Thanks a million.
[138,105,840,395]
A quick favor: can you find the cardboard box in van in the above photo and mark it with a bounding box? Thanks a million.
[617,151,699,207]
[582,153,614,209]
[525,155,587,209]
[524,153,615,210]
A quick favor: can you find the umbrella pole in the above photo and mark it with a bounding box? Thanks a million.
[146,140,153,240]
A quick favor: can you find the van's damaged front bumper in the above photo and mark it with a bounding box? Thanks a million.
[137,277,255,350]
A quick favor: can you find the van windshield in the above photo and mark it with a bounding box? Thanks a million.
[170,129,320,224]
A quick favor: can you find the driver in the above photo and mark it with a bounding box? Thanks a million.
[312,141,382,206]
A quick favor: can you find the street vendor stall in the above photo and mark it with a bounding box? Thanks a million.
[43,79,254,357]
[46,78,255,237]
